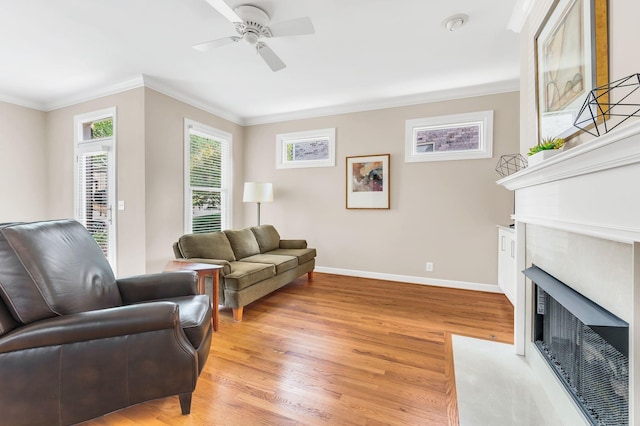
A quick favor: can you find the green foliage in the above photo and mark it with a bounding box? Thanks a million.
[91,119,113,139]
[527,137,565,156]
[286,142,294,161]
[190,134,222,209]
[190,134,222,188]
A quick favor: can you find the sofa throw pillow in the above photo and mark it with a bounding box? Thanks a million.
[251,225,281,253]
[179,231,236,261]
[224,228,261,260]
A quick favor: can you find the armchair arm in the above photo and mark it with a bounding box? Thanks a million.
[280,239,308,249]
[0,302,183,354]
[117,272,198,304]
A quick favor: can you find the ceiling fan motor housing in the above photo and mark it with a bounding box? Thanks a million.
[234,5,272,45]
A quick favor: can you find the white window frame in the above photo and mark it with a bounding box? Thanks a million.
[405,110,493,162]
[73,107,117,271]
[184,119,233,233]
[276,128,336,169]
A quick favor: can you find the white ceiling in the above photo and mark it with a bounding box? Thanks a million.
[0,0,521,125]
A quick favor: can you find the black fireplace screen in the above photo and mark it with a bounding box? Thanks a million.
[535,287,629,425]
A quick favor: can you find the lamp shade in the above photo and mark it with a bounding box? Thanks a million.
[243,182,273,203]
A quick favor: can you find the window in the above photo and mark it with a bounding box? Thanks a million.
[276,128,335,169]
[405,110,493,162]
[184,119,232,234]
[74,108,117,270]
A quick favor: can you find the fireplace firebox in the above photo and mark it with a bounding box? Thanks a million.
[524,266,629,425]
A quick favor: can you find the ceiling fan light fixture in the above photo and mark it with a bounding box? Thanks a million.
[243,31,260,45]
[444,14,468,32]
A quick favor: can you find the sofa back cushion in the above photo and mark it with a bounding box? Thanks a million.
[0,220,122,325]
[178,231,236,261]
[224,229,260,260]
[251,225,281,253]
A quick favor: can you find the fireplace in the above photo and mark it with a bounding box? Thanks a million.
[525,265,629,425]
[497,120,640,423]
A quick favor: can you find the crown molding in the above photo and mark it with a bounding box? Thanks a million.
[141,75,243,125]
[0,93,46,111]
[0,75,519,127]
[507,0,535,33]
[243,79,520,126]
[42,75,145,111]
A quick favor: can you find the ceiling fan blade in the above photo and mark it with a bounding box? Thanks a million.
[268,17,315,37]
[205,0,242,22]
[193,36,239,52]
[257,43,286,72]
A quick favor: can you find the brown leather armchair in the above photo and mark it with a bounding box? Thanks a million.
[0,220,212,425]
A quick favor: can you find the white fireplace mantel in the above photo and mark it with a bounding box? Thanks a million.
[498,120,640,243]
[497,120,640,425]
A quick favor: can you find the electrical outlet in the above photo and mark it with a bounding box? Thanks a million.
[426,262,433,272]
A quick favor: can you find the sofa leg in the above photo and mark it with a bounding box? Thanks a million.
[179,392,192,415]
[233,307,243,321]
[308,271,314,281]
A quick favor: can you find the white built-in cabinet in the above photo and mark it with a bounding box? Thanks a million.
[497,226,516,305]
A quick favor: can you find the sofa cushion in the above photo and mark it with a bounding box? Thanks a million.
[240,254,298,275]
[251,225,281,253]
[178,232,235,262]
[0,220,122,324]
[224,262,275,291]
[267,248,317,265]
[224,229,260,260]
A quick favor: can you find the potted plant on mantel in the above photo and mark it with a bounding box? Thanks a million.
[527,136,565,166]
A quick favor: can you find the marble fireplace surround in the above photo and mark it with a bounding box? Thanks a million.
[498,120,640,424]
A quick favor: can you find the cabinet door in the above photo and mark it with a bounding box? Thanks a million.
[497,229,516,305]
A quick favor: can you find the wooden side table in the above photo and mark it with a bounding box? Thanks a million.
[164,260,224,332]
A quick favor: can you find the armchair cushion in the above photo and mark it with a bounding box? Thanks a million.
[0,300,17,336]
[0,220,121,324]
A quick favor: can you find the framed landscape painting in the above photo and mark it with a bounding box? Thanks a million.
[346,154,390,209]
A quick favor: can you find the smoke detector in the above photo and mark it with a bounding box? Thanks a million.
[443,14,468,32]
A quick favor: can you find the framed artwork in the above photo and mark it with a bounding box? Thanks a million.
[535,0,608,141]
[346,154,390,209]
[405,110,493,162]
[276,128,336,169]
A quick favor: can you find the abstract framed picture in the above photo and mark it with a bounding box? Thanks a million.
[535,0,608,141]
[404,110,493,162]
[346,154,390,209]
[276,128,336,169]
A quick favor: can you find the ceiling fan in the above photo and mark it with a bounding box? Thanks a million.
[194,0,315,72]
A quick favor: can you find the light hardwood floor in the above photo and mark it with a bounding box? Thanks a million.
[83,273,513,425]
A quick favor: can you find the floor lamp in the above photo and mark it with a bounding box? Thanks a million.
[243,182,273,226]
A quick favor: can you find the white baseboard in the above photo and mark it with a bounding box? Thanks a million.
[314,266,503,294]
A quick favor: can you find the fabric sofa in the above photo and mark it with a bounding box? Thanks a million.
[0,220,212,425]
[173,225,316,321]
